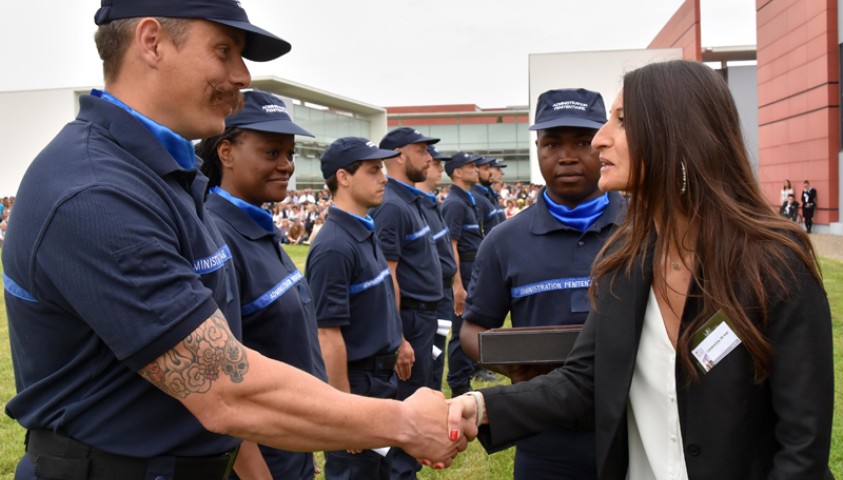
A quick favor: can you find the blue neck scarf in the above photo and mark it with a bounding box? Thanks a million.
[543,190,609,232]
[388,176,435,202]
[331,205,375,231]
[453,185,476,206]
[210,187,275,232]
[92,89,196,170]
[474,184,490,194]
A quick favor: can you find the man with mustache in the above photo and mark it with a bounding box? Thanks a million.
[460,88,625,480]
[1,2,467,479]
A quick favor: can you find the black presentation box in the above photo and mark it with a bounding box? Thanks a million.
[478,325,583,366]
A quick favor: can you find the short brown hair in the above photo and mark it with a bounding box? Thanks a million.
[94,17,190,82]
[325,161,363,196]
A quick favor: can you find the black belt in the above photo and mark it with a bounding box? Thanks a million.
[458,251,477,262]
[400,297,440,311]
[26,430,238,480]
[348,351,398,373]
[443,277,454,288]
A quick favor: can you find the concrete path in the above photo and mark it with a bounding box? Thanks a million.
[808,233,843,263]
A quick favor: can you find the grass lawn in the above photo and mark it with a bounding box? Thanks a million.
[0,244,838,479]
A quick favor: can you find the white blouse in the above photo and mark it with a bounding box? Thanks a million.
[781,188,794,203]
[626,288,689,480]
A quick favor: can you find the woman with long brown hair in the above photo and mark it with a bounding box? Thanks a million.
[448,60,834,479]
[781,179,794,203]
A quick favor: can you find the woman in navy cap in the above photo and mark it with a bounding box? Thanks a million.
[196,89,326,479]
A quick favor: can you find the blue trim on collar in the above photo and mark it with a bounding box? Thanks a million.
[210,187,275,232]
[422,191,438,204]
[3,273,38,303]
[331,205,375,231]
[388,176,433,200]
[92,89,196,170]
[452,185,476,206]
[543,190,609,232]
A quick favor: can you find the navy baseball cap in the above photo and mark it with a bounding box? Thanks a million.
[476,156,495,167]
[379,127,440,150]
[225,90,313,137]
[321,137,399,179]
[427,145,450,160]
[94,0,291,62]
[491,159,508,168]
[445,152,481,176]
[529,88,607,131]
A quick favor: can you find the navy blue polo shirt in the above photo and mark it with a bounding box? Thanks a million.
[442,185,485,255]
[206,191,326,380]
[464,189,625,329]
[471,184,503,232]
[370,178,443,302]
[305,207,402,361]
[417,192,457,280]
[472,184,506,230]
[2,94,241,457]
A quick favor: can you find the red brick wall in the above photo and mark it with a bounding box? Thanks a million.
[387,105,480,114]
[386,104,528,127]
[649,0,701,61]
[757,0,839,223]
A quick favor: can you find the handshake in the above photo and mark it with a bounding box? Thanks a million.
[398,387,486,469]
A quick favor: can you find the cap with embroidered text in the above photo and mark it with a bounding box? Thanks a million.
[321,137,399,179]
[225,90,313,137]
[529,88,607,131]
[379,127,440,150]
[93,0,291,62]
[445,152,481,176]
[427,145,450,161]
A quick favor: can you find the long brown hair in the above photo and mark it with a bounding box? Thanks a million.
[591,60,821,382]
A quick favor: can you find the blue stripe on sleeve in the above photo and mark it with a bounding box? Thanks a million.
[3,272,38,302]
[404,225,431,242]
[193,245,232,275]
[349,268,391,295]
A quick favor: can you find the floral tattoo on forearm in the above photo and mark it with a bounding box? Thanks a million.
[139,311,249,398]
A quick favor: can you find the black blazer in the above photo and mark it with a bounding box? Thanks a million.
[478,242,834,479]
[803,187,817,212]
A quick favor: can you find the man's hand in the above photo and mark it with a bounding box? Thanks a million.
[399,388,470,469]
[395,338,415,381]
[453,284,467,316]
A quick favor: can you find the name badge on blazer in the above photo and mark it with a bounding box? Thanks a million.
[690,309,742,373]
